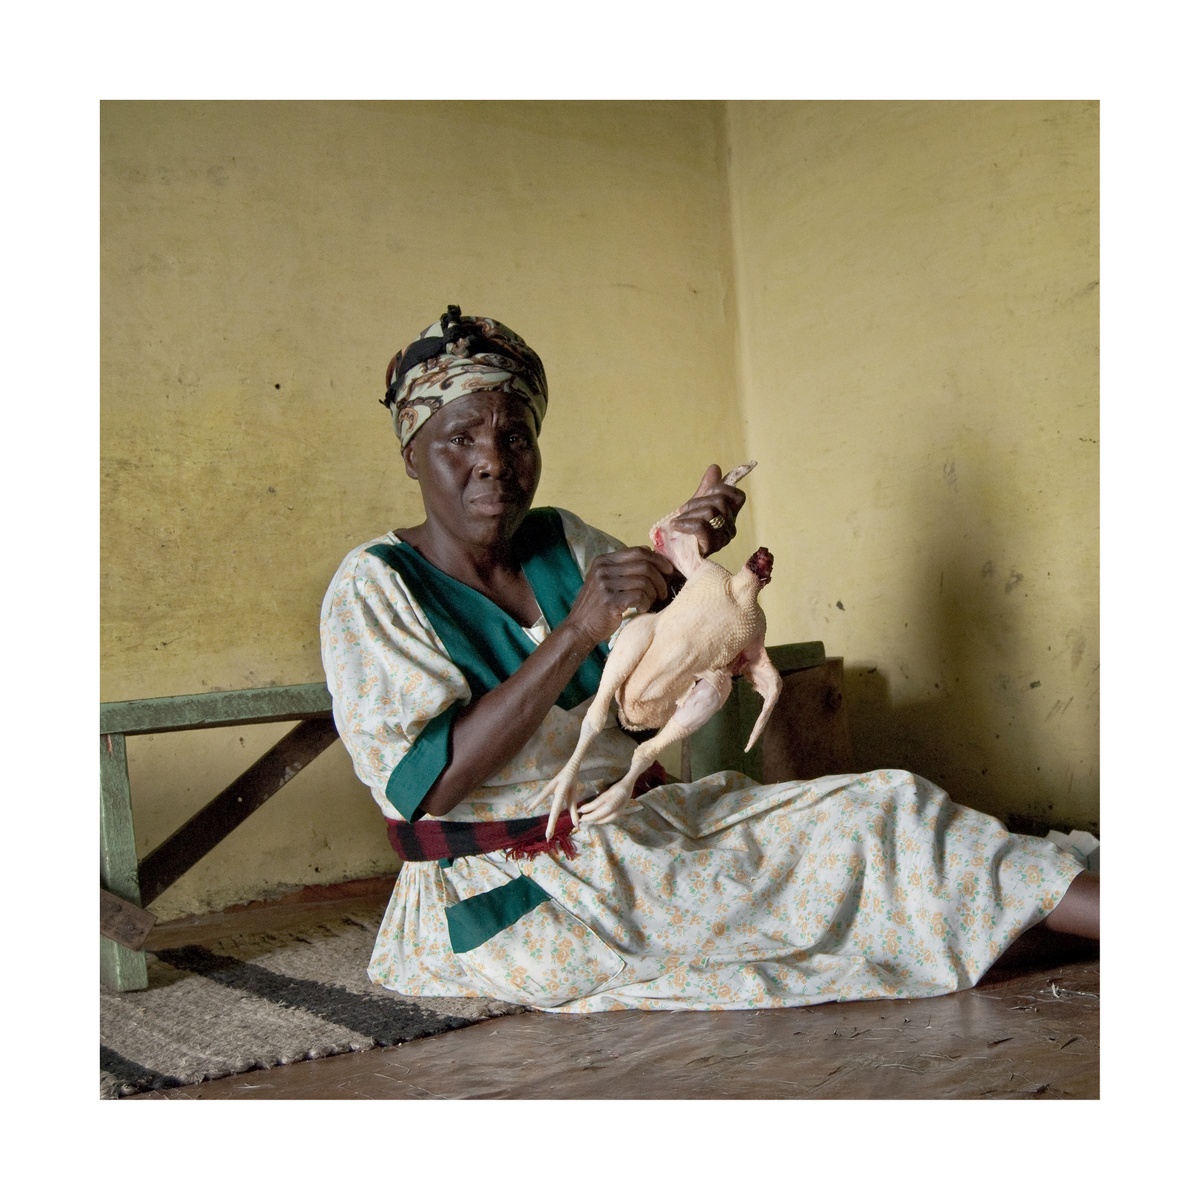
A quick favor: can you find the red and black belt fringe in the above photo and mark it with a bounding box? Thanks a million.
[384,762,672,864]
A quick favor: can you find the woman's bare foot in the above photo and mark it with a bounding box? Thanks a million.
[1040,870,1099,939]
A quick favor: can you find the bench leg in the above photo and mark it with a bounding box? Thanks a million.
[100,733,148,991]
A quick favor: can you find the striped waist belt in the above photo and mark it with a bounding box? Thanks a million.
[385,810,578,864]
[385,763,671,864]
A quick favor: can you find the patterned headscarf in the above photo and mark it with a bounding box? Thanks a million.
[381,305,548,448]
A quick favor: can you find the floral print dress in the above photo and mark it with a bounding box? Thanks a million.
[320,509,1081,1011]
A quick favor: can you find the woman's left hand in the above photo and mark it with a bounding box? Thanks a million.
[667,464,747,558]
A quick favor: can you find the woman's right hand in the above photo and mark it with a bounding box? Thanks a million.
[564,547,677,645]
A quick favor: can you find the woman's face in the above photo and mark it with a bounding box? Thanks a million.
[403,390,542,545]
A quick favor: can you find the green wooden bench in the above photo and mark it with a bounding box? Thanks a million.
[100,644,848,993]
[100,682,338,991]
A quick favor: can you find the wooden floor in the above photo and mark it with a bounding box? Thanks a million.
[126,882,1099,1101]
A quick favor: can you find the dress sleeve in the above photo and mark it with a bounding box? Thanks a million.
[319,542,471,822]
[556,507,626,580]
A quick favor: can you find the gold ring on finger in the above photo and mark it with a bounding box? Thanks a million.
[708,515,726,530]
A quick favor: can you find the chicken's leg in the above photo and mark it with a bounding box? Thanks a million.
[536,612,659,837]
[738,642,783,753]
[577,668,734,825]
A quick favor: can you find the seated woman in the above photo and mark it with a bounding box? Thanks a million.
[320,306,1098,1012]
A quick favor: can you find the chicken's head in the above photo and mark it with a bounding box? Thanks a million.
[747,547,773,586]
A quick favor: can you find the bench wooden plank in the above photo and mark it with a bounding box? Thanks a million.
[137,716,341,905]
[100,682,333,736]
[759,658,854,783]
[100,733,149,990]
[101,888,157,951]
[767,641,827,673]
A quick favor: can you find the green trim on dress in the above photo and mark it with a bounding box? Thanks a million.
[383,705,457,822]
[445,874,551,953]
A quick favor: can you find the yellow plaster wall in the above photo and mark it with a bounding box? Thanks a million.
[101,100,743,918]
[102,100,1098,919]
[724,101,1099,832]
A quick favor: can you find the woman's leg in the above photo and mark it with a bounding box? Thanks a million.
[1040,870,1099,939]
